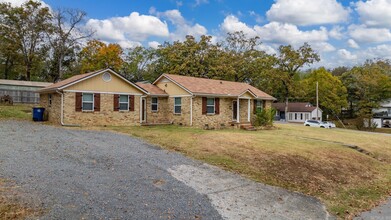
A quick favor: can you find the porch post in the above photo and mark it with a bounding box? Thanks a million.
[237,97,240,122]
[190,96,193,126]
[139,96,142,124]
[247,99,250,122]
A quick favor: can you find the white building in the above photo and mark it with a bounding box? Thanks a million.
[272,102,323,123]
[372,99,391,128]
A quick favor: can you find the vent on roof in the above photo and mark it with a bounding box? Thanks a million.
[102,72,111,82]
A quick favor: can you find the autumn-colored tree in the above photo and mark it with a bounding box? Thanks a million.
[79,40,123,73]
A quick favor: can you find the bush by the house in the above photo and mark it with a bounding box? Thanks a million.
[252,108,276,127]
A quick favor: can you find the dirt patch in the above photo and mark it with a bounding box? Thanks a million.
[0,180,43,219]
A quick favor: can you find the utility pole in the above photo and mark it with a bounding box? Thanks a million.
[316,81,319,121]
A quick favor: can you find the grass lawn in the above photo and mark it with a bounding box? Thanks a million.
[0,104,32,120]
[97,124,391,219]
[0,105,390,218]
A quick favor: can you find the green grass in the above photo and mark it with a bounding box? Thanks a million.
[94,124,391,219]
[0,104,32,120]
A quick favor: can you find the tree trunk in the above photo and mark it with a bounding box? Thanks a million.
[26,63,31,81]
[285,97,289,121]
[4,57,10,79]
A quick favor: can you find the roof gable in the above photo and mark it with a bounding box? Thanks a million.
[153,74,275,100]
[39,69,147,94]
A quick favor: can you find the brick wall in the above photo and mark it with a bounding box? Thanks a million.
[145,96,170,124]
[40,93,61,124]
[40,92,142,126]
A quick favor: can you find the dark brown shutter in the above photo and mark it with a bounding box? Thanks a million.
[254,100,257,113]
[94,93,100,111]
[113,94,119,111]
[263,100,266,109]
[75,92,82,112]
[202,97,207,115]
[215,98,220,114]
[129,95,135,111]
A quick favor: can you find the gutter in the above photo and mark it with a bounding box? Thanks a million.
[56,90,81,127]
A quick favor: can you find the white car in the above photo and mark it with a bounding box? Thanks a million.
[323,121,336,128]
[304,120,329,128]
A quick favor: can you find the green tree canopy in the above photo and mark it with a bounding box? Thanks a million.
[300,67,348,115]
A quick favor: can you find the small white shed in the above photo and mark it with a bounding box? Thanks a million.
[272,102,323,123]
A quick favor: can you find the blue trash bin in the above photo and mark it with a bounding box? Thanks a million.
[32,107,45,121]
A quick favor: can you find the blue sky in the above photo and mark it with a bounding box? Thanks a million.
[4,0,391,68]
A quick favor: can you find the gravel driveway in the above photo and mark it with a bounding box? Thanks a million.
[0,121,331,219]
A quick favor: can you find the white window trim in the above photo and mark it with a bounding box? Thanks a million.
[82,93,94,112]
[119,95,129,111]
[206,98,215,115]
[151,97,158,112]
[174,97,182,114]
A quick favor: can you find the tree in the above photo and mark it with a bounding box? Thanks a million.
[0,0,52,80]
[222,31,274,83]
[79,40,123,73]
[300,68,348,116]
[275,43,320,117]
[45,8,93,82]
[341,61,391,117]
[121,46,157,82]
[153,35,230,79]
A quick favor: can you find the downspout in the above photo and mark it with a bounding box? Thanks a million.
[56,90,80,127]
[190,96,194,126]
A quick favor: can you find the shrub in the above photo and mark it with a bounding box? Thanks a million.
[252,108,276,127]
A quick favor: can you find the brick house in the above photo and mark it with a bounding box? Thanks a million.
[39,69,275,128]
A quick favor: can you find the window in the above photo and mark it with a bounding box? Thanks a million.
[206,98,215,114]
[255,100,263,111]
[289,113,293,121]
[119,95,129,111]
[295,113,297,120]
[151,97,158,112]
[174,97,181,114]
[48,94,52,106]
[82,93,94,111]
[305,113,309,120]
[300,113,303,120]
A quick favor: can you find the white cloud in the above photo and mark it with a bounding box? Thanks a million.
[361,44,391,60]
[338,49,357,60]
[347,39,360,49]
[355,0,391,28]
[117,41,142,49]
[0,0,48,7]
[148,41,161,49]
[254,22,329,46]
[157,9,208,41]
[86,12,169,43]
[266,0,349,26]
[348,25,391,43]
[220,15,257,37]
[194,0,208,6]
[329,26,345,40]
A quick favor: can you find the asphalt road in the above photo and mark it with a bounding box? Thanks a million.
[0,120,332,219]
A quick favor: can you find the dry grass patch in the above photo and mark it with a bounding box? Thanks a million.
[0,179,42,219]
[93,124,391,219]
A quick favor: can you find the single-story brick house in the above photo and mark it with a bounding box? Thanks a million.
[272,102,322,123]
[39,69,275,128]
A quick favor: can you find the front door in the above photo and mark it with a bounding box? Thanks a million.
[232,101,237,121]
[142,98,146,122]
